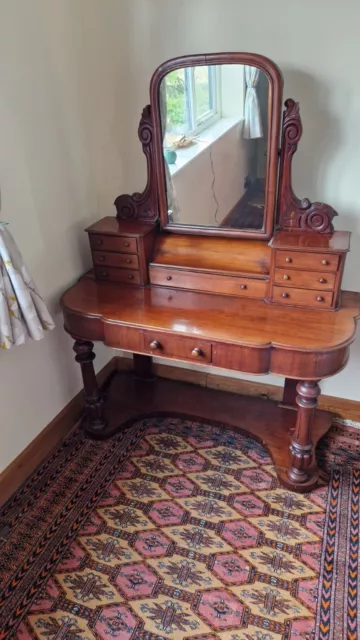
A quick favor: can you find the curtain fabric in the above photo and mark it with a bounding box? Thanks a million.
[159,81,181,222]
[0,223,55,350]
[243,66,263,139]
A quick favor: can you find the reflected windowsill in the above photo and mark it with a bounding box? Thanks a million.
[167,117,243,176]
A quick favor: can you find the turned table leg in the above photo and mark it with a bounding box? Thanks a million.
[73,339,107,434]
[288,380,320,485]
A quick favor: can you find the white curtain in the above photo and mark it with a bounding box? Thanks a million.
[160,81,181,222]
[0,223,55,350]
[243,66,263,139]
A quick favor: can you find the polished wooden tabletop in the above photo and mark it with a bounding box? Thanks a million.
[62,277,360,351]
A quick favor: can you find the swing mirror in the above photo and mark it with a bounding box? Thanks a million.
[150,53,283,238]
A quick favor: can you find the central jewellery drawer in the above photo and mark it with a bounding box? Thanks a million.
[149,265,268,298]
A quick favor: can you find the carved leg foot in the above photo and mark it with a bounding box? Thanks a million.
[73,339,107,434]
[288,380,320,485]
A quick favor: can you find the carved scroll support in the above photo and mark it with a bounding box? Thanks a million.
[288,380,320,484]
[114,106,158,222]
[277,99,337,233]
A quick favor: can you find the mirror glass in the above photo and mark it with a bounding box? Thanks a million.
[160,64,269,230]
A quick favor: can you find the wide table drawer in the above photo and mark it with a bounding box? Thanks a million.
[94,266,141,285]
[275,250,339,272]
[144,331,211,364]
[274,268,336,290]
[92,251,139,270]
[272,285,333,308]
[89,234,138,254]
[150,266,267,299]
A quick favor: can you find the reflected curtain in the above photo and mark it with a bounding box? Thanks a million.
[243,66,263,139]
[159,81,180,222]
[0,223,55,349]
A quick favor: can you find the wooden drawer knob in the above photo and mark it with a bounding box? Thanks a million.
[282,292,289,298]
[99,255,105,261]
[96,238,103,245]
[322,259,329,265]
[285,257,292,263]
[100,271,108,278]
[124,242,130,247]
[191,347,202,357]
[319,278,326,284]
[149,340,161,351]
[240,284,247,290]
[167,276,172,281]
[283,274,290,280]
[126,259,131,264]
[128,274,134,280]
[317,296,324,302]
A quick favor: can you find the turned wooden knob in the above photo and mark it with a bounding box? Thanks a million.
[126,259,131,264]
[99,255,105,261]
[96,238,103,245]
[316,296,324,302]
[191,347,202,357]
[322,259,329,265]
[128,274,134,280]
[240,284,247,290]
[283,274,290,280]
[167,276,172,281]
[124,242,130,247]
[319,278,326,284]
[285,257,292,263]
[149,340,160,351]
[282,292,289,298]
[101,271,108,278]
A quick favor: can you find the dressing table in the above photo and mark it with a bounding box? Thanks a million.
[61,52,360,493]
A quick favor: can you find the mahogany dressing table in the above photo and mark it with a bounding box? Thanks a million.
[61,53,360,493]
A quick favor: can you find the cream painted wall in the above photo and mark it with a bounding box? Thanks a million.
[121,0,360,400]
[1,0,359,471]
[0,0,132,470]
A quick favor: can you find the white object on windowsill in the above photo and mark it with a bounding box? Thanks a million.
[0,223,55,350]
[168,117,243,176]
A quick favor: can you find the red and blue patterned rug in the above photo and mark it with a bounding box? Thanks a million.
[0,417,359,639]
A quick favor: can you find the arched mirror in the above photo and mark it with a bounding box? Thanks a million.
[150,53,283,239]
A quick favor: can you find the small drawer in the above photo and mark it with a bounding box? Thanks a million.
[150,266,267,299]
[274,268,336,290]
[89,234,137,254]
[275,251,339,272]
[272,286,333,308]
[144,331,211,364]
[94,266,141,285]
[92,251,139,270]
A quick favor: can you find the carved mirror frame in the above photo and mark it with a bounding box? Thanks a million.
[114,52,337,236]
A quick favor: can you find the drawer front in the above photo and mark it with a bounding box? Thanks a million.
[94,266,141,285]
[275,250,339,272]
[144,331,211,364]
[150,266,267,299]
[274,268,336,290]
[92,251,139,270]
[212,343,270,374]
[104,325,144,351]
[272,285,333,308]
[89,233,137,254]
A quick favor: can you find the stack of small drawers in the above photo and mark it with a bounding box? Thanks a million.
[268,231,350,310]
[86,217,157,286]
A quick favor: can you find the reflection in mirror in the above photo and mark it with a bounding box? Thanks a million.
[160,64,269,230]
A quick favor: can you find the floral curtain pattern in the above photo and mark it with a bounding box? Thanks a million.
[243,65,263,139]
[0,223,55,350]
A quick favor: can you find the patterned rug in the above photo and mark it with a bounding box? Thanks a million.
[0,416,359,640]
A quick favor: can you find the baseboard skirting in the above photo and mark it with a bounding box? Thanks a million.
[0,357,118,507]
[1,354,358,507]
